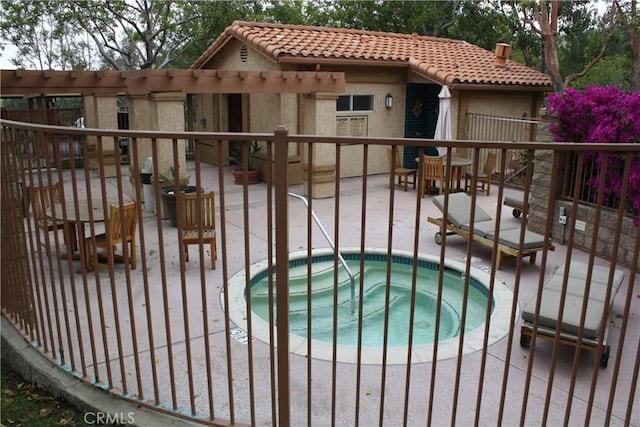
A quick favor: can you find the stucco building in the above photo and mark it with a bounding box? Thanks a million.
[189,21,552,196]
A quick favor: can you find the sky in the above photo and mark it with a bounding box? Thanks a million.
[0,44,17,69]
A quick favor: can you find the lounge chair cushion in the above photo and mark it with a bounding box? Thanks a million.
[522,262,625,340]
[565,263,625,289]
[433,193,492,228]
[504,195,524,209]
[486,228,547,250]
[523,289,606,339]
[544,277,610,303]
[460,220,519,238]
[543,264,625,303]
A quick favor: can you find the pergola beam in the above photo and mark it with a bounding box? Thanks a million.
[1,69,346,96]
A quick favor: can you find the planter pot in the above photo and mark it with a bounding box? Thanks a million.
[232,168,260,185]
[160,186,200,226]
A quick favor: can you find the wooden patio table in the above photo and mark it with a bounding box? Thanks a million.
[416,155,473,191]
[46,199,111,269]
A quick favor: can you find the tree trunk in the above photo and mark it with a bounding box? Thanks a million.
[630,0,640,91]
[539,0,563,93]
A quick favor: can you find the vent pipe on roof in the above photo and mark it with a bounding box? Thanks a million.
[495,43,512,67]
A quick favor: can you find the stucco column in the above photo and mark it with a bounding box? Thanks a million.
[281,93,303,185]
[301,92,338,198]
[83,94,119,177]
[127,94,152,201]
[258,93,304,184]
[149,92,187,184]
[128,94,153,163]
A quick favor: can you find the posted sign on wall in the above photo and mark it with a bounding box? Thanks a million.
[336,115,368,137]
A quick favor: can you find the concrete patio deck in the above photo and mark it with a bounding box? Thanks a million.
[4,161,639,426]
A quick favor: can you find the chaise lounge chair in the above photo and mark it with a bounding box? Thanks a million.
[504,194,528,218]
[519,261,625,368]
[426,192,554,269]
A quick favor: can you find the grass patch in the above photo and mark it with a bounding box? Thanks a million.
[1,362,111,426]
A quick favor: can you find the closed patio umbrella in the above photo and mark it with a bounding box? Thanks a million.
[433,85,451,155]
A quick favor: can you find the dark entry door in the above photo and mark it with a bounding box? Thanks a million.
[228,94,243,158]
[403,83,440,168]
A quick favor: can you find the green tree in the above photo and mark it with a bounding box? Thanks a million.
[172,0,310,68]
[263,0,309,25]
[570,55,633,89]
[65,0,202,69]
[164,0,266,68]
[565,3,634,89]
[2,0,218,70]
[2,0,633,91]
[0,0,96,69]
[305,0,511,52]
[304,0,462,36]
[614,0,639,90]
[510,0,620,92]
[447,1,512,51]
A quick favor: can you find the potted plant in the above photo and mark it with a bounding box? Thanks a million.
[228,141,264,185]
[158,166,197,226]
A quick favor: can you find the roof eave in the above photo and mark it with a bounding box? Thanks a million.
[277,55,409,69]
[191,39,233,69]
[407,58,552,90]
[450,82,553,92]
[407,58,455,87]
[190,25,238,69]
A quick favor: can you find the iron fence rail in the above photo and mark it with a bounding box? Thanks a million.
[1,119,639,426]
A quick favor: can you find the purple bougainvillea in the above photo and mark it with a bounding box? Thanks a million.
[546,86,640,225]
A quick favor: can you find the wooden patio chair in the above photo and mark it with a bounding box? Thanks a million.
[386,148,417,191]
[180,192,217,269]
[30,182,76,250]
[84,202,138,271]
[420,153,445,197]
[465,152,497,196]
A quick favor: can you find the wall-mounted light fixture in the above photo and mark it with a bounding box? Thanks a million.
[385,93,393,109]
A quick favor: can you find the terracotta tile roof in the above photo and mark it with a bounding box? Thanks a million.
[192,21,551,89]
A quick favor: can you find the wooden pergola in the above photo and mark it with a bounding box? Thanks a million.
[0,68,346,95]
[1,68,346,183]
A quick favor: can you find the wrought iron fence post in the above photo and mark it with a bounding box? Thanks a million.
[273,125,290,425]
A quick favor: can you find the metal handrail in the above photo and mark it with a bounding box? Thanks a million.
[288,192,357,313]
